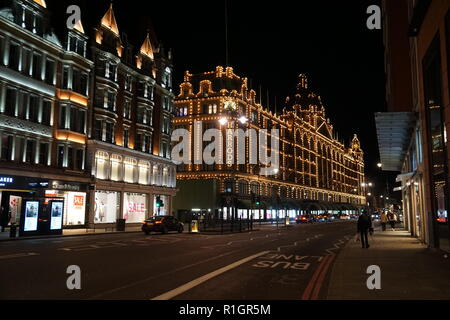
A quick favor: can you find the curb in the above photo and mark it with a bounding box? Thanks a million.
[0,230,142,242]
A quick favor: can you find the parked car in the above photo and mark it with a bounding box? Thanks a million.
[349,214,359,220]
[317,213,331,222]
[340,214,350,220]
[142,216,184,235]
[295,215,313,224]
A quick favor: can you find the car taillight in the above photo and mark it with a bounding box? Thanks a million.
[155,221,162,224]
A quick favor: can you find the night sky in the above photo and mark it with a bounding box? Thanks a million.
[46,0,396,199]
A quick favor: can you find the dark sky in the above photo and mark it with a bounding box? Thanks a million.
[46,0,396,199]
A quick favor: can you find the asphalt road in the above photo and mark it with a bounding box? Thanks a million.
[0,220,357,300]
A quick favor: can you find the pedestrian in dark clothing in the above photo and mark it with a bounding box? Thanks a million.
[0,206,11,232]
[357,210,372,249]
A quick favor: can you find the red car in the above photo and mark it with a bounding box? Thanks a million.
[295,215,313,224]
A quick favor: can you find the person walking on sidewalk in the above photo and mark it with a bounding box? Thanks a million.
[0,206,11,232]
[380,211,388,231]
[387,211,397,231]
[357,209,372,249]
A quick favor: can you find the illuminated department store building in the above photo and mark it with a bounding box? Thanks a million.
[173,66,365,219]
[0,1,176,229]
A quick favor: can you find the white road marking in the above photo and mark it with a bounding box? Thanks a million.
[150,251,270,300]
[0,252,39,260]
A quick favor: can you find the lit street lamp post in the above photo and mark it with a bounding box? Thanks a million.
[218,99,249,225]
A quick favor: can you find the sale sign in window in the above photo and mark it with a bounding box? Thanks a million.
[124,193,147,223]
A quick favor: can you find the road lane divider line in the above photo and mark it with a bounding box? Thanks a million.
[150,251,271,300]
[0,252,39,260]
[310,254,336,300]
[90,248,249,299]
[301,255,330,300]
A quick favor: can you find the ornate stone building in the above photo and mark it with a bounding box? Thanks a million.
[173,66,365,220]
[0,0,176,230]
[87,4,177,226]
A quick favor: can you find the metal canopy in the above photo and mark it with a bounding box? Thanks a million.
[375,112,416,172]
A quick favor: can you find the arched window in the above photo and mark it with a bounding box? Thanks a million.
[250,182,259,195]
[238,180,248,195]
[224,179,234,193]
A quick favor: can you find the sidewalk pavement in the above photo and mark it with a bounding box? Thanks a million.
[327,226,450,300]
[0,226,142,242]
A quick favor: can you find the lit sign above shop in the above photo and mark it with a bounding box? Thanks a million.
[0,177,13,183]
[28,182,49,188]
[51,182,80,191]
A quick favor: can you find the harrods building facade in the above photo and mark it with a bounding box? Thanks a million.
[0,0,176,228]
[173,66,365,219]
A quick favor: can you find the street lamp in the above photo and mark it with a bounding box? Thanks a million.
[218,99,250,223]
[377,163,382,168]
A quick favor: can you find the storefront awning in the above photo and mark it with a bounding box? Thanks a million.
[396,171,415,182]
[375,112,416,172]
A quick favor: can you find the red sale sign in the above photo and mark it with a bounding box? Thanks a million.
[127,202,145,213]
[73,195,85,207]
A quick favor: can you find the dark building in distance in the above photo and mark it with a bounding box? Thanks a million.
[377,0,450,252]
[173,66,365,220]
[0,0,176,229]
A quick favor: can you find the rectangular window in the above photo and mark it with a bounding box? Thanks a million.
[17,92,27,119]
[125,75,133,91]
[144,135,151,153]
[25,139,35,163]
[77,109,85,133]
[58,146,64,168]
[105,121,114,143]
[94,120,103,140]
[123,128,129,148]
[95,88,104,108]
[8,42,20,71]
[32,52,42,80]
[147,109,153,126]
[72,68,81,94]
[28,95,39,122]
[123,100,131,119]
[124,160,136,183]
[22,48,30,75]
[17,137,25,162]
[59,105,68,129]
[70,107,77,131]
[38,142,49,165]
[110,157,121,181]
[80,73,88,96]
[1,135,13,161]
[41,100,51,126]
[75,149,84,171]
[137,106,144,123]
[76,39,84,56]
[67,146,74,169]
[45,58,55,85]
[109,64,117,81]
[63,66,70,89]
[4,88,17,116]
[135,133,142,151]
[107,91,115,111]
